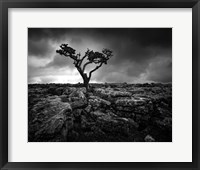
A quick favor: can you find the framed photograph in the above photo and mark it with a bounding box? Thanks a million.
[0,0,199,169]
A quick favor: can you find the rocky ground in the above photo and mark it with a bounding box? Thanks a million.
[28,83,172,142]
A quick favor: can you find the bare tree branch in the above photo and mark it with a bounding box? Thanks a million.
[89,62,103,80]
[82,61,92,72]
[79,54,88,68]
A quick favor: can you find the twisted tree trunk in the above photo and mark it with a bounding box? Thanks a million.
[82,73,90,94]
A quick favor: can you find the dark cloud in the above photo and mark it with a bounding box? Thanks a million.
[46,54,72,68]
[28,38,55,58]
[28,28,172,84]
[145,57,172,83]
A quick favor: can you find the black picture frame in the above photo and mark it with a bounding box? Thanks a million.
[0,0,199,169]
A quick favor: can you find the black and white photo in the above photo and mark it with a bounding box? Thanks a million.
[28,28,172,142]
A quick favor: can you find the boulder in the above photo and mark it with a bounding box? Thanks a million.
[94,88,132,99]
[91,111,138,138]
[62,87,76,95]
[115,97,147,112]
[144,135,155,142]
[90,110,108,119]
[69,89,85,101]
[65,88,88,109]
[29,96,73,141]
[35,107,73,141]
[71,99,88,110]
[89,95,111,110]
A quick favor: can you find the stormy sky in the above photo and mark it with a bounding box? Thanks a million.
[28,28,172,84]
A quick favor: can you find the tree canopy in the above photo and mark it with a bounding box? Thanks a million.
[56,44,113,91]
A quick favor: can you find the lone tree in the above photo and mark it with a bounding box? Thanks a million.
[56,44,113,92]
